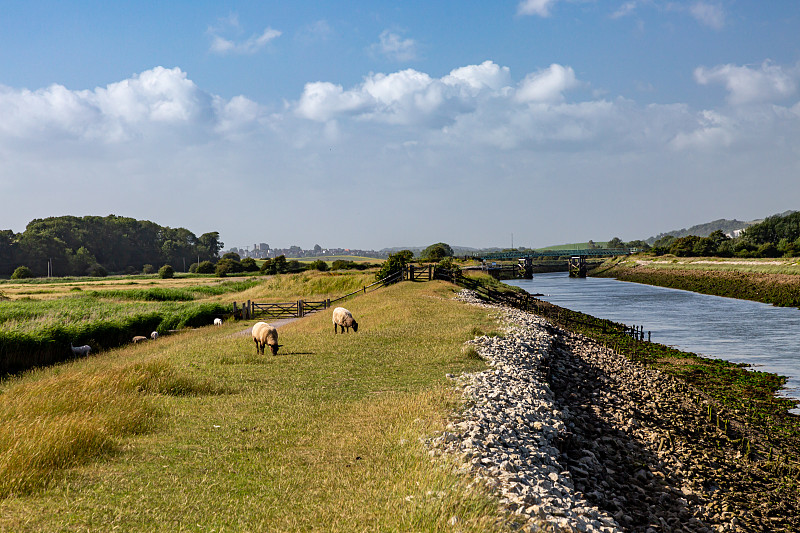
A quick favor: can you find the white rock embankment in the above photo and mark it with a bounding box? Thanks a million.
[429,290,621,532]
[429,290,767,532]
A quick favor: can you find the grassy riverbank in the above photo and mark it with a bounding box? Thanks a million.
[0,276,518,532]
[591,256,800,308]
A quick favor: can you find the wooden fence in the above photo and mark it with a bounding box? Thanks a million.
[232,269,404,320]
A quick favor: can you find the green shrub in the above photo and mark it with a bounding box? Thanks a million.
[376,251,412,281]
[158,265,175,279]
[309,260,329,272]
[87,264,108,277]
[197,261,215,274]
[260,258,275,275]
[11,266,34,279]
[240,257,259,272]
[142,264,155,275]
[215,258,242,277]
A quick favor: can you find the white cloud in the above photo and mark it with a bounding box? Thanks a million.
[688,2,725,30]
[514,64,580,103]
[207,14,281,55]
[443,60,512,93]
[517,0,560,17]
[0,66,260,142]
[610,1,640,19]
[2,61,800,250]
[295,81,372,122]
[694,61,798,106]
[371,30,417,62]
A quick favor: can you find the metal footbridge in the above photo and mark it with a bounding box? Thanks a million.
[475,248,629,261]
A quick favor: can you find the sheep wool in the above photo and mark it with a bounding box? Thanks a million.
[70,344,91,356]
[132,336,148,343]
[332,307,358,334]
[252,321,279,355]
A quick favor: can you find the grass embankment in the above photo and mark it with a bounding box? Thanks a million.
[592,256,800,307]
[0,276,516,532]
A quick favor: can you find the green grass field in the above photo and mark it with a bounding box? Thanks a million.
[0,275,518,532]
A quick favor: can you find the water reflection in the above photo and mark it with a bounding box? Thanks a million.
[506,273,800,412]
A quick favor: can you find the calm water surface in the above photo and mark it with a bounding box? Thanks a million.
[506,273,800,412]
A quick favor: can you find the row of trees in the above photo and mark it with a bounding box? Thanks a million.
[0,215,223,277]
[624,211,800,258]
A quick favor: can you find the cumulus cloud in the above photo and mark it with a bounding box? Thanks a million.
[443,61,512,93]
[370,30,418,62]
[514,64,580,103]
[517,0,560,17]
[0,66,261,142]
[2,60,800,250]
[294,61,580,126]
[694,61,798,106]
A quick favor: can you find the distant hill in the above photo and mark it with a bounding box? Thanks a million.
[646,219,752,244]
[645,211,796,244]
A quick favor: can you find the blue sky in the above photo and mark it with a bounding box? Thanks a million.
[1,1,799,251]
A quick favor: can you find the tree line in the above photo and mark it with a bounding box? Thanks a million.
[611,211,800,258]
[0,215,224,277]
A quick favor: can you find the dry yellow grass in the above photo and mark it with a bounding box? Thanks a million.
[0,277,519,532]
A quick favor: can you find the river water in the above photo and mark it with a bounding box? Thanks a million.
[505,272,800,413]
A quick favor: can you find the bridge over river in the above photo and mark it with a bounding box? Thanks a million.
[473,248,630,278]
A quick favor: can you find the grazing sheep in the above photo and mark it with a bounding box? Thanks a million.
[332,307,358,334]
[213,318,223,326]
[132,335,148,343]
[150,331,159,340]
[70,343,91,357]
[252,321,280,355]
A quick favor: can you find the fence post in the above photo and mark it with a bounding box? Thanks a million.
[246,300,251,320]
[428,265,432,280]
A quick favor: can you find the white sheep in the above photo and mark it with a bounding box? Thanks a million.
[332,307,359,334]
[70,343,91,357]
[213,318,223,326]
[150,331,159,340]
[132,335,148,343]
[252,321,280,355]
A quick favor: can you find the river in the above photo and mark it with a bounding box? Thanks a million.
[505,272,800,414]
